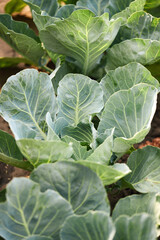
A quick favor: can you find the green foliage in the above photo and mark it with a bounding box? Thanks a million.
[0,14,44,65]
[30,162,110,214]
[0,57,32,68]
[1,1,160,239]
[57,74,104,126]
[40,10,122,74]
[98,84,158,155]
[145,0,160,9]
[61,211,115,240]
[125,146,160,193]
[0,178,73,240]
[114,214,157,240]
[5,0,27,14]
[0,130,33,170]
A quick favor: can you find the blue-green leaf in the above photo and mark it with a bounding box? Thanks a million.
[114,214,157,240]
[0,69,57,140]
[61,211,115,240]
[40,10,122,74]
[0,178,73,240]
[125,146,160,193]
[57,74,104,126]
[98,84,158,155]
[31,162,110,214]
[0,14,44,65]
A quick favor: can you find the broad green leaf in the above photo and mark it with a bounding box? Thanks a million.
[114,214,157,240]
[46,112,60,141]
[77,161,131,185]
[32,11,57,32]
[106,39,160,70]
[0,189,6,203]
[51,62,74,94]
[23,0,58,16]
[55,4,75,18]
[0,69,57,140]
[76,0,109,16]
[86,128,113,164]
[62,136,91,160]
[156,194,160,235]
[0,14,44,65]
[101,62,160,104]
[145,0,160,9]
[125,146,160,193]
[17,139,73,167]
[115,11,160,44]
[61,0,77,3]
[60,122,93,144]
[57,74,104,126]
[60,0,77,3]
[23,237,52,240]
[113,194,160,236]
[0,129,33,170]
[0,178,73,240]
[0,130,22,160]
[31,162,110,214]
[146,61,160,81]
[98,84,158,154]
[108,0,146,20]
[5,0,26,14]
[112,193,157,220]
[146,6,160,18]
[60,211,115,240]
[40,10,122,74]
[0,57,32,68]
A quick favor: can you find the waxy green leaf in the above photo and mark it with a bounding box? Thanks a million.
[23,0,58,16]
[112,193,157,220]
[0,69,57,140]
[101,62,160,104]
[46,112,60,141]
[0,189,6,203]
[31,162,110,214]
[55,4,75,18]
[98,84,158,154]
[40,10,122,74]
[0,178,73,240]
[0,130,33,170]
[115,11,160,44]
[125,146,160,193]
[76,0,109,16]
[145,0,160,9]
[32,11,57,32]
[77,161,131,185]
[0,14,44,65]
[109,0,146,20]
[5,0,26,14]
[86,128,113,165]
[114,214,157,240]
[106,39,160,70]
[62,136,91,160]
[17,139,73,167]
[57,74,104,126]
[60,122,93,144]
[23,237,52,240]
[61,211,115,240]
[0,57,32,68]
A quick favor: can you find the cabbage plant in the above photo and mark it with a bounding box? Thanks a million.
[0,0,160,239]
[1,0,160,78]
